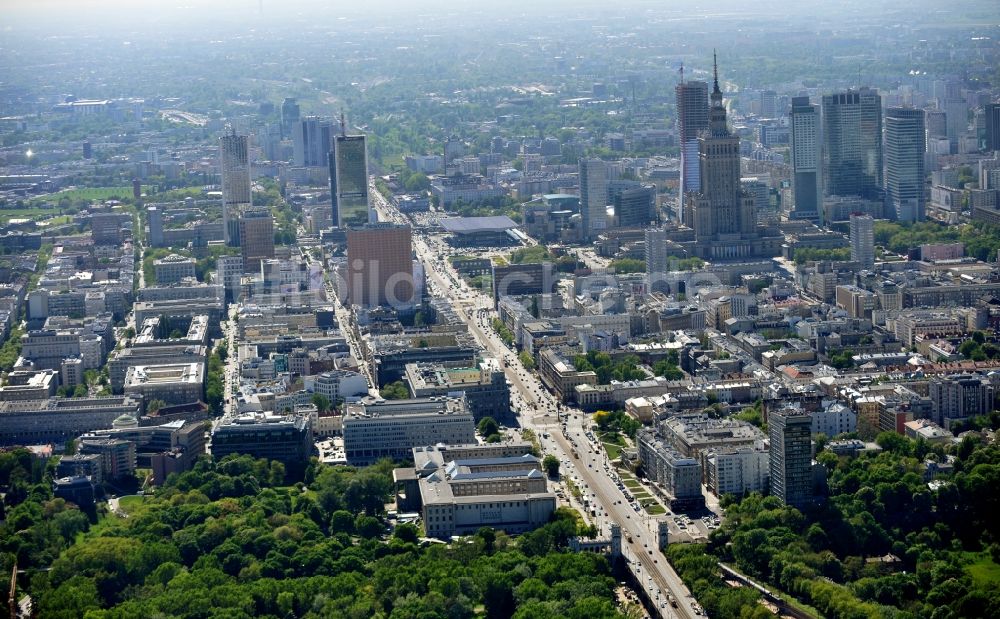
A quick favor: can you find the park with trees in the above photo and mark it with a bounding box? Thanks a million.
[1,452,627,618]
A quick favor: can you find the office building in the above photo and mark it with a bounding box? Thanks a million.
[215,255,244,303]
[0,369,57,402]
[676,79,710,217]
[929,374,994,427]
[238,207,275,273]
[78,438,136,480]
[760,90,778,118]
[491,261,557,302]
[292,116,334,168]
[822,88,883,200]
[147,206,164,247]
[346,224,415,309]
[645,227,669,293]
[579,158,607,239]
[309,369,370,405]
[849,213,875,269]
[768,407,814,509]
[153,253,196,285]
[366,333,478,386]
[280,97,300,139]
[940,84,967,152]
[682,55,782,260]
[885,107,927,222]
[330,132,371,228]
[90,211,131,246]
[986,103,1000,152]
[19,329,81,371]
[404,360,511,421]
[220,130,252,246]
[124,363,205,408]
[614,185,656,228]
[56,454,103,484]
[211,413,313,466]
[80,419,207,485]
[0,396,142,445]
[342,396,476,465]
[789,96,822,223]
[402,443,556,539]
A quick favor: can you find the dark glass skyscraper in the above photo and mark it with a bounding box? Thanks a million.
[219,130,251,247]
[789,96,821,223]
[822,88,883,200]
[330,134,371,228]
[885,107,926,222]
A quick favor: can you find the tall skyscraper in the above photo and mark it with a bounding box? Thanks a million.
[615,185,656,228]
[676,78,710,218]
[822,88,883,201]
[849,213,875,269]
[789,96,822,223]
[885,108,927,222]
[940,82,967,153]
[219,130,252,247]
[769,407,814,510]
[682,54,782,261]
[330,127,371,228]
[238,207,275,273]
[645,227,668,294]
[579,158,607,240]
[280,97,300,139]
[760,90,778,118]
[346,224,415,309]
[146,206,164,248]
[292,116,334,167]
[985,103,1000,152]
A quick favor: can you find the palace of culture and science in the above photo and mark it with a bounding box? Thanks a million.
[680,55,783,261]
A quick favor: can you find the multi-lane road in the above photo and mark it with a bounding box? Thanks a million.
[370,186,700,618]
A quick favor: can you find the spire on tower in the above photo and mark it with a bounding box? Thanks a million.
[339,110,346,137]
[712,49,720,94]
[679,63,684,84]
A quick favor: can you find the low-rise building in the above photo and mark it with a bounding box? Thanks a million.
[704,446,769,497]
[538,348,598,403]
[78,438,136,480]
[636,429,705,511]
[0,396,143,445]
[810,401,857,437]
[0,369,58,401]
[398,443,555,539]
[211,413,313,465]
[79,419,207,484]
[307,370,370,405]
[153,254,197,285]
[124,363,205,409]
[343,396,476,465]
[659,413,765,458]
[903,419,954,444]
[404,360,510,421]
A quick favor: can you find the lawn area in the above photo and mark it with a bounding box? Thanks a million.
[41,186,139,202]
[966,555,1000,588]
[623,479,642,489]
[645,504,666,515]
[603,442,622,460]
[118,495,148,516]
[0,205,61,224]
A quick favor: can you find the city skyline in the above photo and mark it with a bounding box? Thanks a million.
[1,2,998,617]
